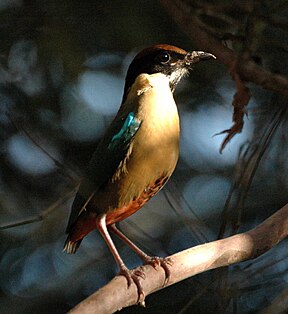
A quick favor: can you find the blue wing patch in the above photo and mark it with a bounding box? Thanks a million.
[108,112,141,149]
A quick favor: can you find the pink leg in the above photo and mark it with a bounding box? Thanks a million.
[96,215,145,303]
[108,224,172,285]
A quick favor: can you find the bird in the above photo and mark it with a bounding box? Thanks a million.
[63,44,215,302]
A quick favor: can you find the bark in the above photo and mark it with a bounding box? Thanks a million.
[69,203,288,314]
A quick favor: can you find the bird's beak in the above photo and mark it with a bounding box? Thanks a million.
[185,51,216,67]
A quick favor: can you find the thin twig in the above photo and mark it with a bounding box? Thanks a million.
[159,0,288,150]
[218,104,287,239]
[0,188,76,229]
[7,112,78,183]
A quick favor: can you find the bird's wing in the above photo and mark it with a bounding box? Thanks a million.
[66,109,142,232]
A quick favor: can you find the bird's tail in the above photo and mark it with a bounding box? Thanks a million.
[63,237,82,254]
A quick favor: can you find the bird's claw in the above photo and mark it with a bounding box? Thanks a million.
[117,256,173,305]
[118,266,146,305]
[142,256,173,286]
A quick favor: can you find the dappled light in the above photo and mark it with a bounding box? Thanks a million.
[0,0,287,313]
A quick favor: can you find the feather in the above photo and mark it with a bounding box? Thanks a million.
[65,109,142,233]
[108,112,141,150]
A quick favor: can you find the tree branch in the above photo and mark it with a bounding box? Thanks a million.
[69,203,288,314]
[159,0,288,150]
[159,0,288,98]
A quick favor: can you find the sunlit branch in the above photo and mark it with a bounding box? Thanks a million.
[69,203,288,313]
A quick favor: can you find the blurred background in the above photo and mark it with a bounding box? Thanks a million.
[0,0,287,313]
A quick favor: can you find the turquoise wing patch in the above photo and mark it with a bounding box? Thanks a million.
[108,112,141,149]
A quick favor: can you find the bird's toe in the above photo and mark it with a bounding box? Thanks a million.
[142,255,173,285]
[118,266,146,305]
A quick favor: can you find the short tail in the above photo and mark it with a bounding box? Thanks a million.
[63,237,82,254]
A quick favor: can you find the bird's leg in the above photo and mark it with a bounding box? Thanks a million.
[96,215,145,304]
[108,224,172,285]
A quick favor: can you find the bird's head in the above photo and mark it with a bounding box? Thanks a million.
[123,44,216,102]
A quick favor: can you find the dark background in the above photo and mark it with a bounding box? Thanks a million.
[0,1,287,313]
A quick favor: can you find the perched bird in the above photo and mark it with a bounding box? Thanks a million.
[64,44,215,301]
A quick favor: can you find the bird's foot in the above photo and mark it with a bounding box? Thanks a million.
[141,255,173,285]
[118,266,146,306]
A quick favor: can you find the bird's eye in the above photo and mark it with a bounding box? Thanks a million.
[157,52,171,64]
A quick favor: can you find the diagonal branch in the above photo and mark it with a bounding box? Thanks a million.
[159,0,288,97]
[69,203,288,314]
[159,0,288,151]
